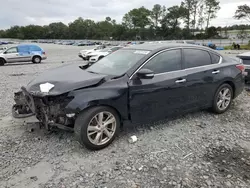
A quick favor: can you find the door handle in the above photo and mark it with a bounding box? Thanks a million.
[175,79,186,83]
[212,70,220,74]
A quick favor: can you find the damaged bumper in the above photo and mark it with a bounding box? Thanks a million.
[12,87,75,131]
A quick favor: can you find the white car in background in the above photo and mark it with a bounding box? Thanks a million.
[89,46,123,63]
[78,45,106,60]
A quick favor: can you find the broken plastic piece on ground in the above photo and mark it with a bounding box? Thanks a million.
[128,135,138,143]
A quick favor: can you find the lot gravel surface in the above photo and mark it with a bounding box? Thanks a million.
[0,44,250,188]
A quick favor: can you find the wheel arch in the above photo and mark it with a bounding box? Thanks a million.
[32,55,42,59]
[76,104,122,122]
[0,57,6,65]
[222,81,235,98]
[0,57,7,62]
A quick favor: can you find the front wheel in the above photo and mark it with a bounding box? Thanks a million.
[98,56,104,61]
[74,106,120,150]
[0,58,6,66]
[212,84,233,114]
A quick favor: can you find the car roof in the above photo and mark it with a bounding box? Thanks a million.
[18,44,39,47]
[125,43,213,51]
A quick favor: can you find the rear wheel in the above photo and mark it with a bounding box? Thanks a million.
[74,106,120,150]
[212,84,233,114]
[32,56,41,64]
[0,58,6,66]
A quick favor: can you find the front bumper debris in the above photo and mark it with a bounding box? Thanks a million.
[12,87,74,131]
[12,90,34,118]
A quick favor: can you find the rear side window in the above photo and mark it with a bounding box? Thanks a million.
[143,49,182,74]
[29,45,42,51]
[210,53,220,64]
[18,46,29,52]
[184,49,211,68]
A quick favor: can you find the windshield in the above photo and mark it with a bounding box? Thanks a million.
[86,49,149,76]
[100,48,111,52]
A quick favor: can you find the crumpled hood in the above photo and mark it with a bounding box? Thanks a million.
[26,63,106,96]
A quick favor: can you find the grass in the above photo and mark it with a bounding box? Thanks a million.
[224,44,250,50]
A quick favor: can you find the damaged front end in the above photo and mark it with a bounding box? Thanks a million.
[12,87,75,131]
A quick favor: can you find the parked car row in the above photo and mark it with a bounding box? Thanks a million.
[31,40,146,47]
[78,45,123,62]
[0,41,17,45]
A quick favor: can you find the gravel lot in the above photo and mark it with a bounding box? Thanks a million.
[0,44,250,188]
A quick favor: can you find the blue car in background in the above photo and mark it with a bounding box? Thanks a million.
[0,44,47,66]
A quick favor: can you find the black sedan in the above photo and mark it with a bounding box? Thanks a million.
[13,43,245,150]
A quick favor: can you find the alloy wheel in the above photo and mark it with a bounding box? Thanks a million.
[87,111,116,146]
[35,57,40,63]
[217,87,231,111]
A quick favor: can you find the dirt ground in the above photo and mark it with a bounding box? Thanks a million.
[0,44,249,188]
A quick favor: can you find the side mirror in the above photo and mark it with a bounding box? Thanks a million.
[136,69,154,79]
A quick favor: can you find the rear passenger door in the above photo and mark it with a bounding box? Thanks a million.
[17,45,32,62]
[183,48,221,109]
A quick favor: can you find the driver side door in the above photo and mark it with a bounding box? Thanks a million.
[128,49,188,123]
[4,47,19,63]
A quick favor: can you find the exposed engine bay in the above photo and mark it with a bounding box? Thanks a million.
[13,87,75,131]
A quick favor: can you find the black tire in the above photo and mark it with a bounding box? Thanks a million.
[74,106,120,150]
[0,58,6,66]
[32,56,41,64]
[212,83,233,114]
[98,56,104,60]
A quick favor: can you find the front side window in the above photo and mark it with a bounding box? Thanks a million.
[143,49,182,74]
[5,47,18,54]
[184,49,211,68]
[86,49,149,76]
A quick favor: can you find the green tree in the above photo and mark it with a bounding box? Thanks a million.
[122,13,134,29]
[181,0,193,31]
[124,7,151,28]
[204,0,220,30]
[161,6,185,39]
[197,4,205,31]
[234,4,250,22]
[237,27,249,44]
[105,17,112,22]
[48,22,68,39]
[20,25,45,39]
[0,30,6,38]
[150,4,166,28]
[206,26,218,38]
[68,18,96,39]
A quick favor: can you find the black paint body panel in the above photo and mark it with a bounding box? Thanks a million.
[20,44,244,125]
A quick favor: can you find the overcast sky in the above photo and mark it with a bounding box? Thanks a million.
[0,0,249,29]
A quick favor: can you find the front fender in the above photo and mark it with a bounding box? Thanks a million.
[65,86,129,120]
[0,54,6,61]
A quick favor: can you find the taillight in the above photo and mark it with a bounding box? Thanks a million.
[42,52,46,55]
[236,64,245,72]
